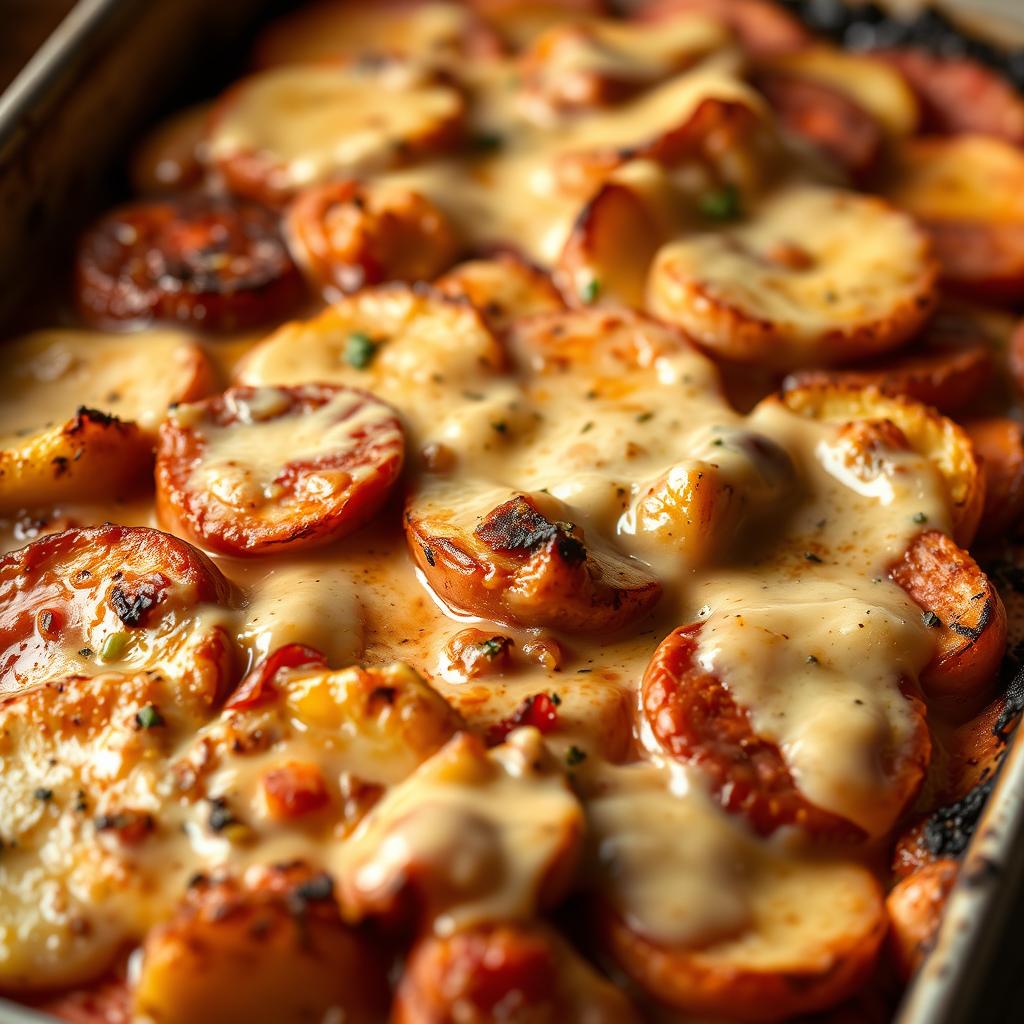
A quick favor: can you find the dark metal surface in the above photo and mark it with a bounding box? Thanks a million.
[0,2,1023,1023]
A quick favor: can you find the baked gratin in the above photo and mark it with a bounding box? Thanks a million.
[2,0,1024,1021]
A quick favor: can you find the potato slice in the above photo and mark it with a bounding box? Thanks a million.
[890,530,1006,719]
[518,13,731,116]
[886,859,958,981]
[133,866,390,1024]
[762,44,919,137]
[0,328,214,510]
[335,729,583,931]
[394,922,639,1024]
[435,253,564,331]
[783,313,994,416]
[647,184,937,370]
[885,135,1024,303]
[285,180,459,298]
[236,283,505,400]
[636,0,809,58]
[406,484,661,633]
[780,385,983,546]
[208,60,466,205]
[556,176,670,309]
[964,418,1024,541]
[589,764,886,1021]
[251,0,502,68]
[876,49,1024,145]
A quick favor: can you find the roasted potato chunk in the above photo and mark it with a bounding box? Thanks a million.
[647,185,938,370]
[285,180,459,298]
[435,253,564,331]
[890,530,1006,719]
[783,313,994,416]
[208,60,466,206]
[885,135,1024,304]
[780,385,983,545]
[394,922,640,1024]
[964,418,1024,541]
[886,859,959,981]
[133,865,389,1024]
[335,729,583,931]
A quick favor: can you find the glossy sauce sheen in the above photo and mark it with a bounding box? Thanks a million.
[0,2,984,1017]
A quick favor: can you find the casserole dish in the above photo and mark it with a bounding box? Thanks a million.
[0,1,1023,1021]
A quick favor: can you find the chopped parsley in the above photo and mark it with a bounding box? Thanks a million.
[471,130,504,154]
[479,637,507,659]
[804,551,824,563]
[566,745,587,767]
[344,331,379,369]
[135,705,165,730]
[549,692,562,706]
[100,631,129,662]
[698,182,741,221]
[913,512,928,524]
[579,278,601,305]
[922,611,943,628]
[34,788,53,802]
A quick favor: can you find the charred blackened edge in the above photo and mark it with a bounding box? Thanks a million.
[777,0,1024,90]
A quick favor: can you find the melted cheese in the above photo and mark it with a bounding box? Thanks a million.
[176,387,402,510]
[0,2,976,1008]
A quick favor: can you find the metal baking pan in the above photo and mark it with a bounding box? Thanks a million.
[1,1,1023,1021]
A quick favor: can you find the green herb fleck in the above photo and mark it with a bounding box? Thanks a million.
[471,131,504,154]
[804,552,823,564]
[698,182,741,221]
[78,647,93,658]
[100,631,130,662]
[34,788,53,802]
[579,278,601,305]
[636,411,654,423]
[581,421,594,434]
[549,692,562,706]
[344,331,378,369]
[913,512,928,524]
[479,637,506,659]
[135,705,165,730]
[922,611,943,628]
[491,420,508,434]
[566,745,587,767]
[806,654,819,665]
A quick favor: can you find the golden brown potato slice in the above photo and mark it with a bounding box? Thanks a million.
[251,0,503,68]
[636,0,809,58]
[556,176,670,310]
[890,530,1006,719]
[885,135,1024,304]
[886,859,959,981]
[964,417,1024,541]
[760,44,919,138]
[208,60,466,205]
[394,922,640,1024]
[435,252,564,331]
[780,385,983,545]
[0,667,224,990]
[517,13,730,117]
[0,328,215,510]
[334,729,583,931]
[130,102,211,195]
[588,766,887,1022]
[782,313,994,416]
[285,180,460,298]
[406,485,661,633]
[876,49,1024,145]
[133,865,389,1024]
[647,184,938,370]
